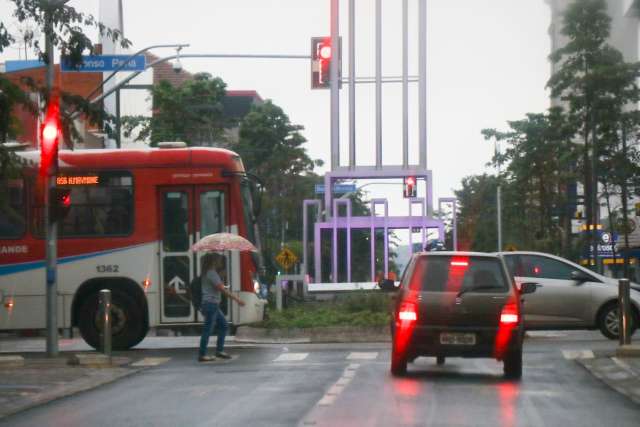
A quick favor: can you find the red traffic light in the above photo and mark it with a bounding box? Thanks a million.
[403,176,417,198]
[40,92,61,177]
[50,188,72,222]
[311,36,342,90]
[318,43,332,60]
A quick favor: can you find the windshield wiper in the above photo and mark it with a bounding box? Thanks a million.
[457,285,504,298]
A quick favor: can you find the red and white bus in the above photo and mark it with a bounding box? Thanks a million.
[0,145,265,349]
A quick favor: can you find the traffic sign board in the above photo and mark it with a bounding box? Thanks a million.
[276,246,298,270]
[314,184,356,194]
[61,55,146,72]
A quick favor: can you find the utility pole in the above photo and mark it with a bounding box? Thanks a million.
[43,0,69,357]
[43,1,60,357]
[495,140,503,252]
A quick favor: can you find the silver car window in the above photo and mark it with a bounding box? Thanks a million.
[519,255,579,280]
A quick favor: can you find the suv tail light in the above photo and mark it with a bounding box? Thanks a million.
[398,301,417,322]
[500,302,519,324]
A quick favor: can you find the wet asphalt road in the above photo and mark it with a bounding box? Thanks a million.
[2,331,639,427]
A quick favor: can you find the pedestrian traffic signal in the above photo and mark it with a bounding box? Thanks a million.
[50,188,72,223]
[311,36,342,89]
[403,176,417,198]
[40,92,61,177]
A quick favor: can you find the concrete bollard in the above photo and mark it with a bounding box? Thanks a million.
[618,279,631,346]
[99,289,112,359]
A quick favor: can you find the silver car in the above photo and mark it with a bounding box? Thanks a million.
[498,251,640,339]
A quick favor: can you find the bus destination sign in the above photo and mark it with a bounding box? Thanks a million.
[56,175,100,185]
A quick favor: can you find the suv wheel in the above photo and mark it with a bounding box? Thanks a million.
[503,349,522,380]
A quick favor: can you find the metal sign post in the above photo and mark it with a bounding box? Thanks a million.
[618,278,631,346]
[100,289,112,358]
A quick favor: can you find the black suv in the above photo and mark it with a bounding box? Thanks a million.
[390,252,536,379]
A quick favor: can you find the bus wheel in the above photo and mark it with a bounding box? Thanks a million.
[78,290,145,350]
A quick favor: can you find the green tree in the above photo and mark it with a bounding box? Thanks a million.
[454,174,500,252]
[235,100,323,280]
[482,108,578,255]
[122,73,228,146]
[546,0,640,268]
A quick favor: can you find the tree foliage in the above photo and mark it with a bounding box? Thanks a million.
[234,100,323,279]
[0,0,130,164]
[465,0,640,271]
[122,73,228,146]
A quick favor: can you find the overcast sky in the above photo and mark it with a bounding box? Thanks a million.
[1,0,552,206]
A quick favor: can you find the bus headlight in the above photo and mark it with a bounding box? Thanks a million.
[253,279,260,294]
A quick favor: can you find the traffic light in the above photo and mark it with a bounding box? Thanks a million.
[50,188,71,223]
[403,176,417,198]
[311,36,342,89]
[40,92,61,177]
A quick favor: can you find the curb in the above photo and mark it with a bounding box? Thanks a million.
[0,360,144,420]
[0,355,24,368]
[235,325,391,344]
[576,356,640,405]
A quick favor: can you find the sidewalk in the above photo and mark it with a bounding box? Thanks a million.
[575,346,640,405]
[0,354,139,419]
[0,334,248,419]
[0,334,242,353]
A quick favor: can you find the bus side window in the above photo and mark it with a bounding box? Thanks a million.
[0,179,26,239]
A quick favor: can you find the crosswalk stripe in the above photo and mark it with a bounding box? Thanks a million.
[131,357,171,367]
[347,352,378,360]
[274,352,309,362]
[562,350,594,360]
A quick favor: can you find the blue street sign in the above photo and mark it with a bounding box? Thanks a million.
[5,60,45,72]
[314,184,357,194]
[61,55,146,72]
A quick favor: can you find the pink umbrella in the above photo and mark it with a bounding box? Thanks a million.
[192,232,258,252]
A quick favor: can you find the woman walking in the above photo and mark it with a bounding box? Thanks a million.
[199,253,245,362]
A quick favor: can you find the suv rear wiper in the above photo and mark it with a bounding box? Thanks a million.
[457,285,504,298]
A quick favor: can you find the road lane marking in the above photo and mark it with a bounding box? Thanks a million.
[562,350,594,360]
[342,369,356,378]
[347,352,378,360]
[336,376,353,386]
[274,352,309,362]
[318,394,337,406]
[526,331,567,338]
[131,357,171,367]
[327,384,345,396]
[312,362,363,409]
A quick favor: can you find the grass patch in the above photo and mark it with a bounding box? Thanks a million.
[255,292,393,329]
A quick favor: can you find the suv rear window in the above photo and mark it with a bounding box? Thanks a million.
[409,256,509,293]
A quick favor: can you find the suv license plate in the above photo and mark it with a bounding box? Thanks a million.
[440,333,476,345]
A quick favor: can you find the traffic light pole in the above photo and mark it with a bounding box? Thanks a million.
[44,12,59,357]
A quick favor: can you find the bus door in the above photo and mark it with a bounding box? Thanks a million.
[159,186,229,323]
[194,185,229,321]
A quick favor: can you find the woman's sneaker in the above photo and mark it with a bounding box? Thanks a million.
[198,355,216,362]
[216,352,232,360]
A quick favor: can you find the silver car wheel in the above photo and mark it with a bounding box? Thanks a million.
[604,309,619,336]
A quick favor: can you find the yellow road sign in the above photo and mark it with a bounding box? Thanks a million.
[276,246,298,270]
